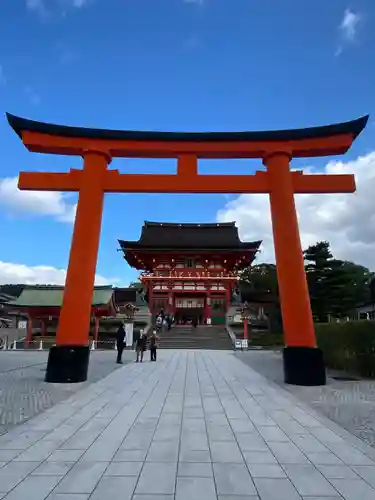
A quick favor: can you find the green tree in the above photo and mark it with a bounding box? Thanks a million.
[327,260,373,318]
[304,241,333,322]
[304,241,373,321]
[239,263,282,333]
[239,263,278,296]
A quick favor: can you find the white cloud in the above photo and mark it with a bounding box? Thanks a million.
[184,0,204,5]
[217,152,375,271]
[0,261,118,286]
[26,0,48,17]
[340,8,360,41]
[0,177,77,223]
[336,8,361,55]
[71,0,88,6]
[26,0,89,18]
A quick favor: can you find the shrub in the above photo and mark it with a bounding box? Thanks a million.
[315,320,375,378]
[249,332,284,347]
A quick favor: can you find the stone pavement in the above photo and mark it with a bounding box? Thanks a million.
[0,351,130,436]
[1,351,375,499]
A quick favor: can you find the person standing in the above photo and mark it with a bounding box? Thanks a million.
[167,314,173,331]
[149,329,159,362]
[136,330,147,363]
[162,315,168,331]
[133,327,140,350]
[156,314,163,331]
[116,322,126,364]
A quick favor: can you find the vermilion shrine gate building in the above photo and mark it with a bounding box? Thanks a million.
[119,221,261,325]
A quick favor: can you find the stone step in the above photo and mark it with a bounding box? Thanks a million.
[156,325,233,350]
[160,339,231,344]
[160,346,231,350]
[159,338,230,344]
[159,339,231,344]
[159,335,230,339]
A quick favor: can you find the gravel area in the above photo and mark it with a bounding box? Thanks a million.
[0,350,133,436]
[236,349,375,448]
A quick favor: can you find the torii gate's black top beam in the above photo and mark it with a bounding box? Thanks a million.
[6,112,369,142]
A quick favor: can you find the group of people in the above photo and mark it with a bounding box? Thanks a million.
[115,309,176,365]
[155,309,173,331]
[115,323,159,364]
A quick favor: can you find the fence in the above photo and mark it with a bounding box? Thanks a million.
[0,338,129,351]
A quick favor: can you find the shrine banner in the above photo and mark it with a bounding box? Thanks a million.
[125,323,134,346]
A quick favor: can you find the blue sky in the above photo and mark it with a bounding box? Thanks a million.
[0,0,374,286]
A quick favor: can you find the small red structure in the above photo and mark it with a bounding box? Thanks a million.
[7,112,368,386]
[10,285,116,348]
[240,301,252,341]
[119,221,260,325]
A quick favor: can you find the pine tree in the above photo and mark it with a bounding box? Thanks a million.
[304,241,373,321]
[304,241,334,322]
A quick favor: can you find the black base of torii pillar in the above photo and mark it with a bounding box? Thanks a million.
[45,345,90,383]
[283,346,326,386]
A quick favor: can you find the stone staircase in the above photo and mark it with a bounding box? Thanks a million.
[157,325,233,350]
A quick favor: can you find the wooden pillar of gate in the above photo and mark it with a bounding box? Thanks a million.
[45,151,110,383]
[264,152,325,385]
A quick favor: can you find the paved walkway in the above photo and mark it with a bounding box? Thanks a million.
[1,351,375,500]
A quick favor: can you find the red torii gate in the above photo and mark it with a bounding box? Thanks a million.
[6,113,368,385]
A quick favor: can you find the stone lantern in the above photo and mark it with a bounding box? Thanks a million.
[241,301,251,346]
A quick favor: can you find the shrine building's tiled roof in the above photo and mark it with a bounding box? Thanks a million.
[119,222,261,251]
[9,285,114,308]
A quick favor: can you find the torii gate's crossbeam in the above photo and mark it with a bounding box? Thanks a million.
[18,169,356,194]
[7,113,369,386]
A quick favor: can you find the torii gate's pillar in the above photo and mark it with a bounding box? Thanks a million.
[264,152,326,386]
[45,151,109,383]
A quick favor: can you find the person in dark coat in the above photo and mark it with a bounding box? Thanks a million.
[116,322,126,364]
[135,330,147,363]
[133,328,140,349]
